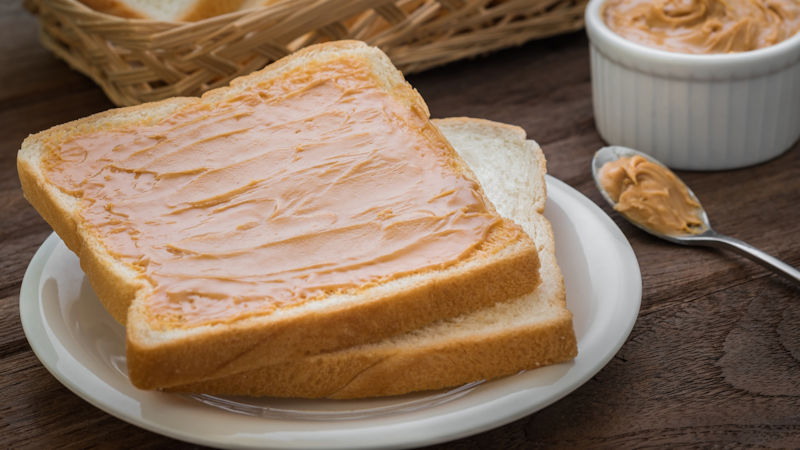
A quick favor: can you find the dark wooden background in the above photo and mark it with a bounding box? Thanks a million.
[2,1,799,448]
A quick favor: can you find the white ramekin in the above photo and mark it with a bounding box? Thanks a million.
[585,0,800,170]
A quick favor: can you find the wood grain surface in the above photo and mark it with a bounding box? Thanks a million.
[2,1,799,448]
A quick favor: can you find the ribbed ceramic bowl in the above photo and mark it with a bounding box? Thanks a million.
[585,0,800,170]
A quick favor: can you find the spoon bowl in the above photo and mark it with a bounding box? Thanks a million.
[591,146,712,244]
[591,146,800,285]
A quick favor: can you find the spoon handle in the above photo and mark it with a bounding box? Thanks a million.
[690,233,800,285]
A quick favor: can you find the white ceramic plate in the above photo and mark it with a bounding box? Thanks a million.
[20,176,641,449]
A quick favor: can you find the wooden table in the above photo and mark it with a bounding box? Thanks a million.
[2,2,799,448]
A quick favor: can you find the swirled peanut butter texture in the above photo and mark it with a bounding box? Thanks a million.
[603,0,800,53]
[599,156,706,235]
[42,59,515,328]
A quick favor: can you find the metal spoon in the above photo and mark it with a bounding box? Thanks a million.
[592,145,800,285]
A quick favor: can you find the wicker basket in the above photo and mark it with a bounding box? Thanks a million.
[25,0,588,106]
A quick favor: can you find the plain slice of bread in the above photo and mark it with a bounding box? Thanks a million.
[18,42,541,390]
[78,0,244,21]
[169,117,578,399]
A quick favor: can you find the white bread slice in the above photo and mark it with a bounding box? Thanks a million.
[17,42,540,390]
[78,0,244,21]
[170,117,577,399]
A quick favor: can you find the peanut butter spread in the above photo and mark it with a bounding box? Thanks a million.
[599,156,706,235]
[43,58,511,328]
[603,0,800,53]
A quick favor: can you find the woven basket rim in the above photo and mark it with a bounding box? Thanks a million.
[28,0,588,105]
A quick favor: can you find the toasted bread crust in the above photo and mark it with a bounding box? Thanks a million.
[173,315,576,399]
[169,118,577,398]
[18,43,541,389]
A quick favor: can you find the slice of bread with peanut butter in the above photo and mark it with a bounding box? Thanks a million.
[17,41,541,390]
[170,117,578,399]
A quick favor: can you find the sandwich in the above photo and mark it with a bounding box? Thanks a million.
[17,41,543,390]
[172,117,578,398]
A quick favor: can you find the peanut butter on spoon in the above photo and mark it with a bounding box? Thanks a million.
[591,146,800,285]
[598,155,706,235]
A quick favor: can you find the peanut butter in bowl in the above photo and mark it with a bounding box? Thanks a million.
[585,0,800,170]
[602,0,800,53]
